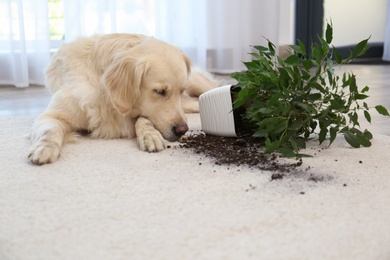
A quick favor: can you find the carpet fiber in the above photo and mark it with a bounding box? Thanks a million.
[1,114,390,259]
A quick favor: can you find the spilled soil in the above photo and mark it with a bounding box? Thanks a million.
[178,131,304,178]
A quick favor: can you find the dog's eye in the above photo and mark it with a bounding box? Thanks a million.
[154,89,167,97]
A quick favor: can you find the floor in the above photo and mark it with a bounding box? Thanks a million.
[0,85,51,118]
[1,65,389,136]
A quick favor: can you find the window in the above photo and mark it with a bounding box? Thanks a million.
[48,0,64,48]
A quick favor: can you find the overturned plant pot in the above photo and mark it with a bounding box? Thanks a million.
[199,84,251,138]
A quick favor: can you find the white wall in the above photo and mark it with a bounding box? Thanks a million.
[279,0,295,45]
[324,0,388,46]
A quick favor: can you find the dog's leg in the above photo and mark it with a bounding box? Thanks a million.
[182,68,222,113]
[135,117,166,152]
[185,68,221,96]
[28,114,73,165]
[181,93,200,113]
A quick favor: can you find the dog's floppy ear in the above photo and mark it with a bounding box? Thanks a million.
[101,53,147,115]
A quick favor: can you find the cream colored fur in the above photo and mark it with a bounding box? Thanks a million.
[28,34,219,165]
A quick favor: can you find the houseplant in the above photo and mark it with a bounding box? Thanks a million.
[231,23,390,157]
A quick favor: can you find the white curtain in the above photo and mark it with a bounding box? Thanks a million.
[0,0,51,87]
[1,0,281,87]
[383,0,390,61]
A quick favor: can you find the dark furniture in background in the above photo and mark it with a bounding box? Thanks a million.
[295,0,387,63]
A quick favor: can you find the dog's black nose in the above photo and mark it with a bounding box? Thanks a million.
[173,124,189,137]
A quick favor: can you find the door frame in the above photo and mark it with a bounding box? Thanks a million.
[294,0,384,61]
[295,0,324,55]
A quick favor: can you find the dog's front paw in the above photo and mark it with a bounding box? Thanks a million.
[28,142,61,165]
[137,129,166,152]
[135,117,166,152]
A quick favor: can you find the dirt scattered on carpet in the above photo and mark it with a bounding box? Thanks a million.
[177,131,305,179]
[166,130,341,189]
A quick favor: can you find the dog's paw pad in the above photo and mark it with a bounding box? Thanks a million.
[28,143,60,165]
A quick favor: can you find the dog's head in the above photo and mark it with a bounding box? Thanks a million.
[101,37,191,141]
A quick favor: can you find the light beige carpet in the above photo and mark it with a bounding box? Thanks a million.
[1,114,390,260]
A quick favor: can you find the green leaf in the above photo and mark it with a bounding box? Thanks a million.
[268,40,276,55]
[325,23,333,44]
[310,120,318,132]
[253,129,268,138]
[344,131,361,148]
[301,70,311,80]
[375,105,390,116]
[258,107,273,114]
[248,52,262,59]
[327,70,334,86]
[333,47,342,64]
[264,138,281,154]
[289,45,303,55]
[284,54,299,65]
[318,36,330,53]
[349,128,363,135]
[272,119,288,135]
[279,146,297,157]
[363,129,373,140]
[231,72,250,84]
[298,39,306,56]
[356,134,372,147]
[364,110,371,123]
[348,74,358,93]
[308,81,326,93]
[267,93,281,106]
[268,71,279,85]
[302,59,313,70]
[319,127,328,144]
[348,112,359,127]
[351,37,370,58]
[329,127,338,146]
[290,139,300,152]
[233,86,252,109]
[253,45,268,52]
[330,99,342,110]
[243,61,259,71]
[306,93,322,101]
[314,44,325,63]
[355,94,369,100]
[298,103,315,113]
[289,119,305,131]
[361,86,369,93]
[295,138,307,149]
[278,68,291,83]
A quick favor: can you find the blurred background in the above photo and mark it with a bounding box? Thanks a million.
[0,0,389,88]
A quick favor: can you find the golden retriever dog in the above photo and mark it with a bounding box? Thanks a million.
[28,34,219,165]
